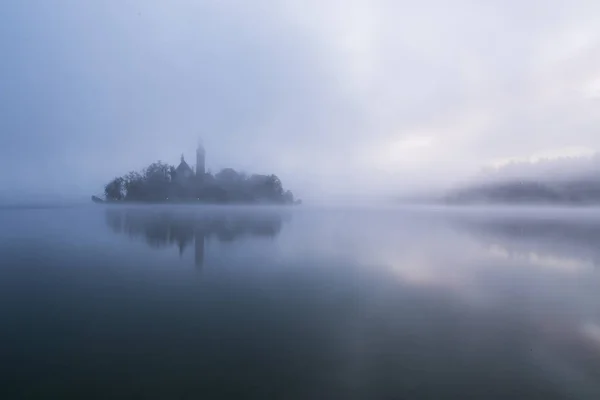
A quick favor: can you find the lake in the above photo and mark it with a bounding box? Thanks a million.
[1,205,600,399]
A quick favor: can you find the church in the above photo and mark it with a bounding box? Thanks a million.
[174,141,205,183]
[101,138,297,204]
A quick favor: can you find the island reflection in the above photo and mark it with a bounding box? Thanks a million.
[105,207,287,268]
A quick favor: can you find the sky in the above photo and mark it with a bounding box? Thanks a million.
[1,0,600,202]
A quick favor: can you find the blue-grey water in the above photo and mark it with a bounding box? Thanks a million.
[1,205,600,399]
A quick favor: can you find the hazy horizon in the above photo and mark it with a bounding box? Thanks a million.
[2,1,600,203]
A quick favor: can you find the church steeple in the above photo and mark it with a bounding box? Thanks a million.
[196,139,206,176]
[175,153,193,181]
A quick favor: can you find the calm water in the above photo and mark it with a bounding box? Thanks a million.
[1,205,600,399]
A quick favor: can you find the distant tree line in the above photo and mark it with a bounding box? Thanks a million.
[102,161,300,204]
[445,179,600,205]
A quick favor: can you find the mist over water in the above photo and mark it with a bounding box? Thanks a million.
[1,204,600,399]
[3,1,600,398]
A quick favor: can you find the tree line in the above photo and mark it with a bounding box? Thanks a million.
[445,179,600,205]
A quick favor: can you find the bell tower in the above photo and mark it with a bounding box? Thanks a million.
[196,139,206,176]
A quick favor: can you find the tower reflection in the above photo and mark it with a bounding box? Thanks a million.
[105,207,287,268]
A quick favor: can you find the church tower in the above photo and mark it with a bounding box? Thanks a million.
[196,139,206,176]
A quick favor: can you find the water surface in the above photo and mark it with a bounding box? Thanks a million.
[1,205,600,399]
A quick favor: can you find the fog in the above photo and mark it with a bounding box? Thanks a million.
[479,153,600,183]
[2,0,600,203]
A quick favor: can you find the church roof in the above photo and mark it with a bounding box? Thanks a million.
[176,155,193,174]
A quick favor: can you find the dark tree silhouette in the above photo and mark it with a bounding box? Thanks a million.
[446,178,600,205]
[104,177,125,201]
[100,161,299,204]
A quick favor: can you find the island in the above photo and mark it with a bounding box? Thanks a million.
[95,141,301,205]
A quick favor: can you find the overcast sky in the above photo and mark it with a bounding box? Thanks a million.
[1,0,600,201]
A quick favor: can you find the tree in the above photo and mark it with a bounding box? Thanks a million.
[216,168,242,185]
[102,159,300,204]
[144,161,172,201]
[124,171,145,200]
[265,174,284,201]
[104,177,125,201]
[283,190,294,204]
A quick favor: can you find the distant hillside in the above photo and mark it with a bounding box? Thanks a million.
[446,155,600,205]
[446,179,600,205]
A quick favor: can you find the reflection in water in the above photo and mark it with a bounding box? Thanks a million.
[450,211,600,270]
[437,210,600,395]
[4,206,600,398]
[106,207,287,268]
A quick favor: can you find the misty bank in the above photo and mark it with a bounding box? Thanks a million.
[445,178,600,205]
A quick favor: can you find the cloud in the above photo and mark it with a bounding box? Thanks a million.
[489,146,597,168]
[1,0,600,200]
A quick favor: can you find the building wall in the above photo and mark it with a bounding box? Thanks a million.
[196,147,205,176]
